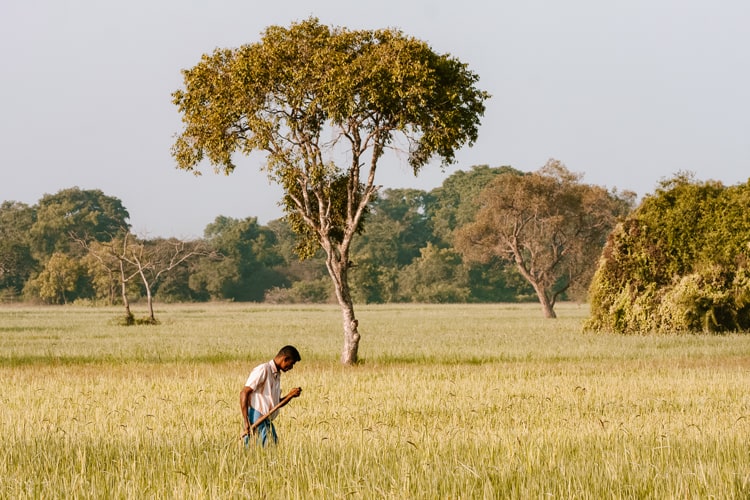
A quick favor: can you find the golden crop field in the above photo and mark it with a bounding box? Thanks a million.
[1,303,749,499]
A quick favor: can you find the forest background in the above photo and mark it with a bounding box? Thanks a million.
[0,165,544,307]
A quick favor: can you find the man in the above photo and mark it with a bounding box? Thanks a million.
[240,345,302,447]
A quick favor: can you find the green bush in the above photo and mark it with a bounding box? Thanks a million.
[264,278,335,304]
[586,174,750,334]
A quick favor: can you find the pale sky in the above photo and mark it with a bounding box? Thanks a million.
[1,0,748,238]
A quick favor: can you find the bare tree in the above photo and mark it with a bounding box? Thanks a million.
[76,233,138,322]
[121,237,211,323]
[78,232,211,324]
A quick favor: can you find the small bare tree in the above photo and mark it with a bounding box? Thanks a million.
[122,237,210,323]
[77,231,211,324]
[76,233,138,322]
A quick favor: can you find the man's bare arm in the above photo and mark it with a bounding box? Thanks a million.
[240,386,253,435]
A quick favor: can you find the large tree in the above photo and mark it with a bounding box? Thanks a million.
[455,160,634,318]
[171,18,489,364]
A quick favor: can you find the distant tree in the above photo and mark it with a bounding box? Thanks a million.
[429,166,536,302]
[586,173,750,333]
[398,243,470,303]
[350,188,433,303]
[172,18,489,364]
[456,160,634,318]
[265,218,329,286]
[29,252,85,304]
[193,216,286,301]
[428,165,517,245]
[77,233,140,322]
[157,263,201,303]
[81,242,122,305]
[124,237,210,323]
[367,189,434,265]
[79,231,209,323]
[30,187,130,260]
[0,201,37,299]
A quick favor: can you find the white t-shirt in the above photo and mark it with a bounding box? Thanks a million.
[245,360,281,420]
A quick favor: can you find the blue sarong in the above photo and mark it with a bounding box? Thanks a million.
[245,407,278,447]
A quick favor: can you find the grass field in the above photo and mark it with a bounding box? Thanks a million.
[1,303,749,499]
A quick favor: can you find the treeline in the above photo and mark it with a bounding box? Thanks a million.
[1,163,632,308]
[0,166,522,306]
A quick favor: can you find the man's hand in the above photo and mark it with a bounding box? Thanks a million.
[287,387,302,398]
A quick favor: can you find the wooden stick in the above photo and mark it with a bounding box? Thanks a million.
[242,392,296,438]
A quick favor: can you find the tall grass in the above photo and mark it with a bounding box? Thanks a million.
[1,303,749,498]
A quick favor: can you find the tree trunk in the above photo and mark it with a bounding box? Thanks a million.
[533,284,557,319]
[146,289,155,323]
[137,266,157,324]
[512,253,557,319]
[324,247,360,365]
[340,302,360,365]
[144,282,156,323]
[119,261,133,324]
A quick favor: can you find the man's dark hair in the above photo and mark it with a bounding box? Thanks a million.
[277,345,301,362]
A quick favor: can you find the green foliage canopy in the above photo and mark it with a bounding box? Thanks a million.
[32,252,85,304]
[171,17,489,259]
[349,188,433,303]
[586,173,750,333]
[194,216,286,301]
[428,165,518,245]
[0,201,36,296]
[30,187,130,259]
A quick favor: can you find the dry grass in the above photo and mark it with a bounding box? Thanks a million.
[1,303,749,498]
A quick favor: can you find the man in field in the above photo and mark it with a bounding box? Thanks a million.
[240,345,302,447]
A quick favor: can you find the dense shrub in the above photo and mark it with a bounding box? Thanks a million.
[586,174,750,333]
